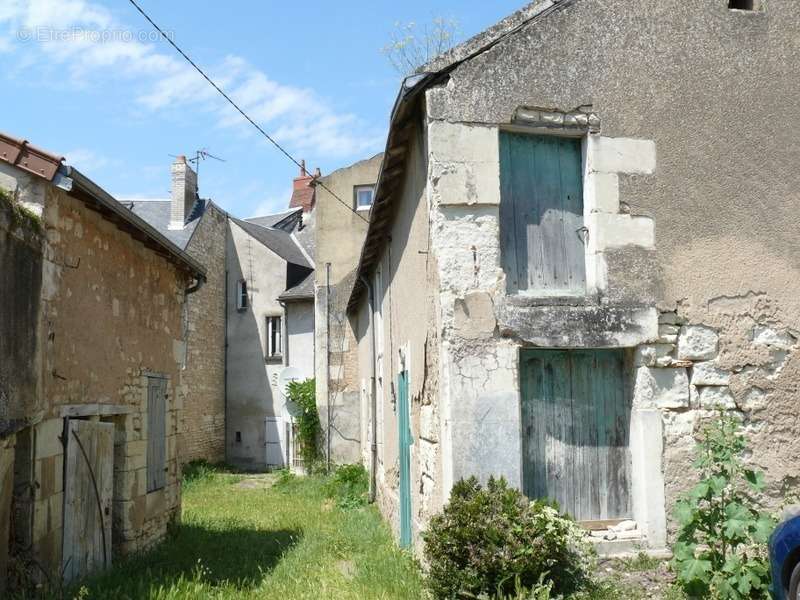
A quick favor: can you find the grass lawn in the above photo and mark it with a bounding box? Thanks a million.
[68,466,425,600]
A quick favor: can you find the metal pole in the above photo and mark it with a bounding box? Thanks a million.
[326,262,332,473]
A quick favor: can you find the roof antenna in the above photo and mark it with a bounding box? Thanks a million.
[188,148,226,181]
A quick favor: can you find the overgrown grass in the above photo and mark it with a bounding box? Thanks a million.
[0,186,43,233]
[66,466,425,599]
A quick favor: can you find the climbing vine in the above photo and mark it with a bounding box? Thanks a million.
[0,187,43,233]
[287,378,322,470]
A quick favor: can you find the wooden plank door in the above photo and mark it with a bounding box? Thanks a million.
[499,132,586,295]
[146,377,167,492]
[265,416,285,469]
[62,419,113,583]
[397,370,413,548]
[520,349,631,522]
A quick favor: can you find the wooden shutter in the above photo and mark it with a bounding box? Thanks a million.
[147,377,167,492]
[499,133,586,295]
[520,349,631,521]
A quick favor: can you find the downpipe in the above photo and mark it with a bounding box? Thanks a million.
[359,274,379,503]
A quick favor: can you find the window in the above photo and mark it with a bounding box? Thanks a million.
[354,185,374,211]
[729,0,756,9]
[236,279,248,311]
[499,132,586,296]
[266,315,282,359]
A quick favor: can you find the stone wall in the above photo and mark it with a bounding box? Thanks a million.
[180,204,227,464]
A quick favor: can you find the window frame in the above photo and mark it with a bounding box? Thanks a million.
[266,315,282,360]
[236,279,248,311]
[353,184,375,211]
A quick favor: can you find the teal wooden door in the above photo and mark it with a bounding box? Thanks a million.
[499,133,585,295]
[397,370,413,548]
[520,349,631,521]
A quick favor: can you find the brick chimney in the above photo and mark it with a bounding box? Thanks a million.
[288,159,317,213]
[169,155,198,230]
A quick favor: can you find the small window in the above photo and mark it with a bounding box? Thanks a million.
[236,279,248,311]
[354,185,374,211]
[235,431,242,443]
[729,0,756,10]
[266,316,282,359]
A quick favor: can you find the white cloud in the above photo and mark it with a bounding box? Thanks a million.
[64,147,119,173]
[1,0,382,159]
[250,187,293,218]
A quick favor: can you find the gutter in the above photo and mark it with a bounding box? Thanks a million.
[359,273,379,503]
[65,166,207,283]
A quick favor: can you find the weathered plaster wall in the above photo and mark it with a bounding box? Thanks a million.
[0,189,44,437]
[180,204,227,464]
[226,220,286,470]
[315,155,382,465]
[422,0,800,547]
[358,119,443,547]
[286,300,315,380]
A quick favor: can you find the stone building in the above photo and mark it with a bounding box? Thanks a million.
[127,157,227,465]
[347,0,800,556]
[0,132,206,589]
[313,154,382,465]
[225,164,317,471]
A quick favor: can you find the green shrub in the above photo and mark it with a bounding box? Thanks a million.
[423,477,594,599]
[671,410,775,599]
[287,378,322,469]
[324,463,369,509]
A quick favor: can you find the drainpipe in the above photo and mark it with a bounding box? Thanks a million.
[359,274,378,503]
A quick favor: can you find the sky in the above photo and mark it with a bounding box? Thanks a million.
[0,0,524,217]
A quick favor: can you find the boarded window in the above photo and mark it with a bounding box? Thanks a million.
[520,349,631,522]
[146,377,167,492]
[499,133,586,295]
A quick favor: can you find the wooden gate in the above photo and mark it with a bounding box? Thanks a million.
[499,132,586,295]
[62,419,113,582]
[520,349,632,522]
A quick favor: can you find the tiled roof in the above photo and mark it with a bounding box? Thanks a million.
[124,198,207,251]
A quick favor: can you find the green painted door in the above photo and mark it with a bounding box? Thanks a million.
[520,349,632,521]
[499,132,585,295]
[397,370,413,548]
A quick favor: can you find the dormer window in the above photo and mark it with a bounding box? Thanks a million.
[236,279,248,311]
[354,185,375,211]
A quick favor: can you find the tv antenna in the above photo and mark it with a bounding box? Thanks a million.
[189,148,225,179]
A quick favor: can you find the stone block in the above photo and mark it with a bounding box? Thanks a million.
[677,325,718,360]
[658,312,682,325]
[633,367,689,409]
[589,136,656,175]
[114,497,146,532]
[432,161,501,206]
[35,419,64,459]
[585,172,620,214]
[427,121,499,163]
[634,344,674,367]
[697,386,736,410]
[453,292,496,339]
[691,362,730,386]
[146,488,166,519]
[588,213,655,251]
[752,326,796,350]
[740,387,767,411]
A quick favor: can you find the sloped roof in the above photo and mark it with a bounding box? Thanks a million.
[125,198,208,250]
[245,207,302,231]
[230,216,312,268]
[278,270,314,301]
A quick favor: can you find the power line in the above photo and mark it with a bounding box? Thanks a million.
[127,0,370,224]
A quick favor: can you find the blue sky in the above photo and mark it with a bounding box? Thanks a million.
[1,0,523,217]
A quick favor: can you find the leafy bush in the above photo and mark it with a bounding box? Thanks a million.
[423,477,594,599]
[324,464,369,509]
[287,378,322,469]
[672,410,775,599]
